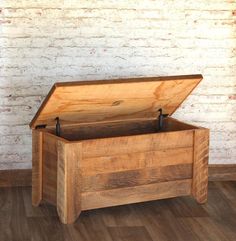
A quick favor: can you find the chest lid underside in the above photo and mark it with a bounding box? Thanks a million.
[30,74,202,129]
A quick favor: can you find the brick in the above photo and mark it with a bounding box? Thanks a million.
[0,0,236,169]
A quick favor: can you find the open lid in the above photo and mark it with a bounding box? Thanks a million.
[30,74,203,129]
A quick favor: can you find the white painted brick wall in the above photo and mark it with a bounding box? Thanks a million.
[0,0,236,169]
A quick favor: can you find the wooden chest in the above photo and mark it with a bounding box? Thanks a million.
[30,75,209,224]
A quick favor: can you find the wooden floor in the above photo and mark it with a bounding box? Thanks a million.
[0,181,236,241]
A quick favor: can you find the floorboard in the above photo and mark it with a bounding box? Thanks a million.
[0,182,236,241]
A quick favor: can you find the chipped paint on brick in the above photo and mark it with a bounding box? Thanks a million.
[229,95,236,100]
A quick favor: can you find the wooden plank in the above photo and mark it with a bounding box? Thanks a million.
[60,119,158,141]
[0,169,31,187]
[81,179,192,210]
[82,130,194,158]
[192,129,209,204]
[81,147,193,176]
[42,132,58,205]
[57,142,82,224]
[163,117,200,132]
[209,164,236,181]
[57,117,199,141]
[32,130,43,206]
[82,164,193,192]
[29,75,202,128]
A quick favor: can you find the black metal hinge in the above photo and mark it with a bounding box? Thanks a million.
[158,108,168,131]
[55,117,61,137]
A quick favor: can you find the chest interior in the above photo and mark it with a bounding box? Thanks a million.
[44,117,199,141]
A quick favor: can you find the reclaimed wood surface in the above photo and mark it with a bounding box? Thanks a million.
[81,147,193,176]
[30,96,210,225]
[55,117,199,141]
[163,117,200,131]
[42,132,58,205]
[59,119,158,141]
[30,75,202,128]
[57,142,82,224]
[82,130,194,158]
[82,164,193,192]
[81,179,192,210]
[77,130,195,214]
[31,123,209,224]
[192,129,209,203]
[32,130,43,206]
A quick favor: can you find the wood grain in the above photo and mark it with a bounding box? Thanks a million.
[57,142,82,224]
[30,75,202,128]
[82,130,194,158]
[56,117,199,141]
[42,132,58,205]
[192,129,209,204]
[59,119,158,141]
[81,147,193,176]
[82,164,193,192]
[0,169,31,187]
[163,117,200,132]
[81,179,192,210]
[32,129,43,206]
